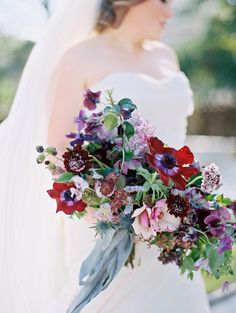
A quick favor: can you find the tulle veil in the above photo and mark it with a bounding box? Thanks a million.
[0,0,102,312]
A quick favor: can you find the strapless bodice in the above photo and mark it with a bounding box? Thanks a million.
[89,71,194,148]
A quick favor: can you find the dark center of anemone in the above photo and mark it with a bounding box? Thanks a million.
[63,190,76,202]
[161,153,176,169]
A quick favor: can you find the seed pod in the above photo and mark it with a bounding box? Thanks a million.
[46,147,58,156]
[36,146,44,153]
[36,154,46,164]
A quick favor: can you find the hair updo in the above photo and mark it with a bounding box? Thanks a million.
[95,0,146,33]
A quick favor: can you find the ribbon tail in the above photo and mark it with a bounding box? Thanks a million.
[67,228,134,313]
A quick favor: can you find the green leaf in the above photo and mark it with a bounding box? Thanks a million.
[187,272,194,280]
[111,105,121,114]
[137,168,153,181]
[56,172,74,183]
[123,121,135,140]
[206,194,217,201]
[116,175,126,189]
[97,168,114,176]
[118,98,137,110]
[103,106,112,113]
[206,245,225,277]
[124,150,134,161]
[182,255,195,271]
[85,142,102,154]
[143,181,151,192]
[215,194,233,206]
[221,197,233,205]
[103,112,119,131]
[216,194,223,202]
[73,211,88,220]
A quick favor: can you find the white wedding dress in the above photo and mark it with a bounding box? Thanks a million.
[59,71,211,313]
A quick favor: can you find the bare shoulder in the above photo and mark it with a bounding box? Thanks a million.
[59,38,103,84]
[61,40,94,69]
[146,41,180,71]
[60,38,101,75]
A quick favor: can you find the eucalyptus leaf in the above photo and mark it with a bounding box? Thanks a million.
[56,172,74,183]
[118,98,136,110]
[103,112,119,131]
[103,106,112,113]
[116,175,126,189]
[182,255,195,271]
[206,245,225,277]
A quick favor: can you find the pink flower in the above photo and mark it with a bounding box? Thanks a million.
[131,204,156,239]
[150,199,181,232]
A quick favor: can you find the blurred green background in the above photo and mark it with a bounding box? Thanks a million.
[0,0,235,295]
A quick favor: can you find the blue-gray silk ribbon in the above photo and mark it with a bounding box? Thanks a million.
[67,227,134,312]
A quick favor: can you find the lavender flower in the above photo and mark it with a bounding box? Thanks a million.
[128,113,155,156]
[217,236,233,254]
[184,188,209,210]
[222,281,231,293]
[201,163,222,193]
[195,258,211,272]
[124,185,145,193]
[75,110,87,132]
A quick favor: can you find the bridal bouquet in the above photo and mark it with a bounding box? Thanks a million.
[36,90,236,312]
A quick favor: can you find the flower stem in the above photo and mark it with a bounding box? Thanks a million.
[90,155,110,169]
[192,227,213,246]
[186,176,203,188]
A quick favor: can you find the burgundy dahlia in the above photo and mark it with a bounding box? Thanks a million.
[111,189,128,212]
[100,173,119,196]
[146,137,199,190]
[62,144,91,174]
[167,194,191,219]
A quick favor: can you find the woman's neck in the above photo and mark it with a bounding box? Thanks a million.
[97,27,147,53]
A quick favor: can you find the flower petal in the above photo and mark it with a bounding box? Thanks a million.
[175,146,194,166]
[178,166,199,178]
[171,174,187,190]
[140,210,150,228]
[131,205,147,218]
[148,137,165,154]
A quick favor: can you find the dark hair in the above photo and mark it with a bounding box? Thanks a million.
[95,0,147,33]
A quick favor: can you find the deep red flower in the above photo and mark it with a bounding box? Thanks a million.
[145,137,199,190]
[166,194,191,219]
[47,182,87,215]
[62,144,91,174]
[100,173,119,196]
[111,189,128,212]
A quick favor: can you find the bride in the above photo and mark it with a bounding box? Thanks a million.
[0,0,211,312]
